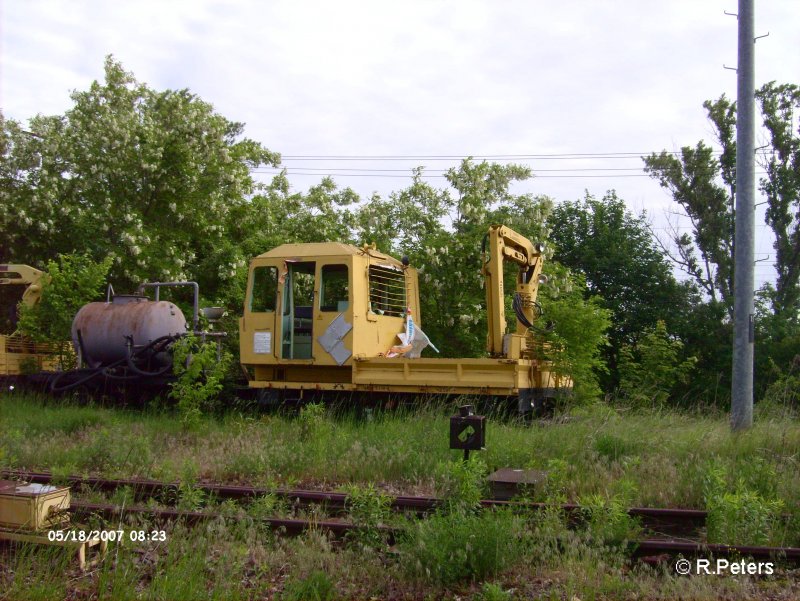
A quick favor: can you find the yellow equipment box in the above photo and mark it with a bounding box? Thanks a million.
[0,480,71,530]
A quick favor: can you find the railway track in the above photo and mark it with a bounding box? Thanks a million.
[5,469,706,534]
[3,470,798,566]
[66,499,800,564]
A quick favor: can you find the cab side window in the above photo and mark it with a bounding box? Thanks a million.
[250,266,278,312]
[320,265,349,311]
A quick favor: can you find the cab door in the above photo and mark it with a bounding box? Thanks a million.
[243,263,279,362]
[281,261,316,360]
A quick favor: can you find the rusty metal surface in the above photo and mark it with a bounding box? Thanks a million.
[1,470,715,533]
[66,499,800,563]
[69,501,398,540]
[634,539,800,562]
[71,299,187,367]
[0,480,18,493]
[488,468,548,501]
[488,468,548,485]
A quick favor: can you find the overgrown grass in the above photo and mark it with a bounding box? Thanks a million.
[2,392,800,599]
[3,393,799,521]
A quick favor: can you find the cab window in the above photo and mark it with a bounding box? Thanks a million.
[250,266,278,312]
[320,264,349,311]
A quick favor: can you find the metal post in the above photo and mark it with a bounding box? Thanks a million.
[731,0,755,431]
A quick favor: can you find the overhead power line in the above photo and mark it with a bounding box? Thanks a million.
[252,167,769,180]
[277,150,725,160]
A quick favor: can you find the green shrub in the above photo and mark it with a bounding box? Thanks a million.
[761,359,800,409]
[704,462,784,545]
[299,402,329,442]
[282,570,336,601]
[249,493,286,519]
[535,267,612,403]
[618,320,697,407]
[400,509,526,585]
[480,581,512,601]
[176,462,206,511]
[17,253,111,368]
[170,334,231,428]
[434,458,488,513]
[579,486,641,546]
[344,482,392,549]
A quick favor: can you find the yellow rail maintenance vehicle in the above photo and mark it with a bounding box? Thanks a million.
[240,225,570,414]
[0,264,63,380]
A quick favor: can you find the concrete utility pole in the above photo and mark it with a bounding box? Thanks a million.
[731,0,755,431]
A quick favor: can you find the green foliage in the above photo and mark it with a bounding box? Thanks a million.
[593,433,641,463]
[434,458,488,513]
[548,191,698,391]
[618,321,697,407]
[538,458,571,504]
[756,82,800,320]
[176,461,206,511]
[400,509,526,585]
[643,100,735,313]
[169,334,231,428]
[579,485,641,546]
[17,254,111,364]
[281,571,337,601]
[703,462,784,546]
[0,56,278,300]
[535,266,612,402]
[479,581,513,601]
[298,402,329,442]
[249,492,287,520]
[762,361,800,408]
[344,482,392,549]
[643,83,800,403]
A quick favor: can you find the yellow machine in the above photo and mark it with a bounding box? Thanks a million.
[0,264,63,377]
[240,225,569,412]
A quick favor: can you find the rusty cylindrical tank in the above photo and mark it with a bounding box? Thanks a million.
[71,295,188,368]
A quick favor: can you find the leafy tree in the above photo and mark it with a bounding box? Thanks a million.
[643,97,735,316]
[17,253,112,366]
[212,173,359,309]
[643,84,800,403]
[618,320,697,407]
[535,266,612,402]
[644,84,800,323]
[356,167,453,257]
[548,191,696,390]
[756,82,800,321]
[0,56,279,301]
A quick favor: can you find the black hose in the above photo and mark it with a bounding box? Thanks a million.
[49,334,182,392]
[124,334,181,377]
[49,358,126,393]
[513,293,539,329]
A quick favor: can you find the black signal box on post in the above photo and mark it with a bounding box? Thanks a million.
[450,405,485,460]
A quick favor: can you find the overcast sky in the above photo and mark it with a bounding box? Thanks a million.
[2,1,799,286]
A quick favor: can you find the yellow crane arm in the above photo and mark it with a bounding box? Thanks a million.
[0,264,46,308]
[481,225,544,357]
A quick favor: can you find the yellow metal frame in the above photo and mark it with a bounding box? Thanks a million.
[0,527,107,571]
[0,264,67,376]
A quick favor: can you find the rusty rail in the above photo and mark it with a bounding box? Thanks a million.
[4,469,710,533]
[69,500,397,539]
[67,500,800,564]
